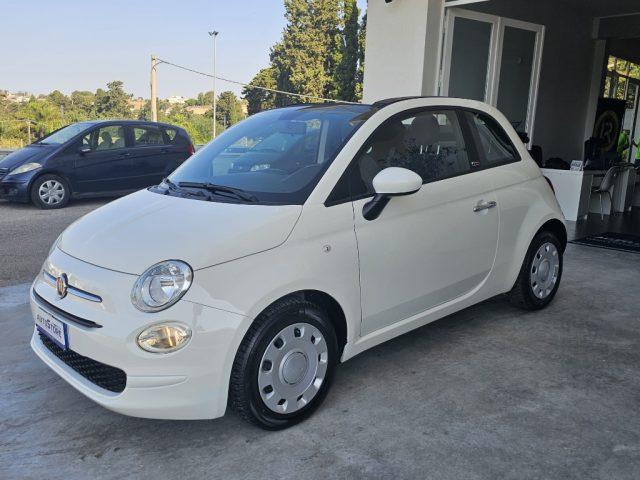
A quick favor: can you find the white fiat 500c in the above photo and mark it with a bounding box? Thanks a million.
[31,97,566,429]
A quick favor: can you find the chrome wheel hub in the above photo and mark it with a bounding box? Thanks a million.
[530,242,559,299]
[38,180,65,205]
[258,323,328,414]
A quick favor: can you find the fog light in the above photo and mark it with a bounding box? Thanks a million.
[137,323,192,353]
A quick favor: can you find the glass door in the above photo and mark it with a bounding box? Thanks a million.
[441,9,544,142]
[441,10,498,103]
[494,19,544,140]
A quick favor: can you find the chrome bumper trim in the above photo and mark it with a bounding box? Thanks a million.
[43,270,103,303]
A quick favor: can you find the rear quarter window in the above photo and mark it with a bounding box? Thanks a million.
[133,125,166,146]
[465,111,519,167]
[164,128,178,142]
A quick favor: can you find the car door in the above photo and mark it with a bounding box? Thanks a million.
[73,124,132,194]
[349,109,500,336]
[162,126,191,169]
[126,124,172,189]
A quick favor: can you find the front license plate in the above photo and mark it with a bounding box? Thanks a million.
[35,308,68,350]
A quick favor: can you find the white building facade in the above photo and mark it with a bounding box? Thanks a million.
[363,0,640,163]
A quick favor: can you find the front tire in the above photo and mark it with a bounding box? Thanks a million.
[509,230,563,310]
[30,174,70,209]
[229,297,338,430]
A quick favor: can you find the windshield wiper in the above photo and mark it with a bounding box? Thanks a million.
[162,177,180,192]
[178,181,258,203]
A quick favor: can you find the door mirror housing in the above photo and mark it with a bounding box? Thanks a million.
[78,146,92,155]
[363,167,423,221]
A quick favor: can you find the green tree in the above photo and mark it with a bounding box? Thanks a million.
[70,90,96,116]
[335,0,360,102]
[355,12,366,101]
[18,99,63,139]
[271,0,342,106]
[95,80,132,118]
[243,67,279,114]
[216,91,245,127]
[196,91,214,106]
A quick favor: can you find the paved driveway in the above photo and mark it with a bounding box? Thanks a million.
[0,199,111,287]
[1,244,639,479]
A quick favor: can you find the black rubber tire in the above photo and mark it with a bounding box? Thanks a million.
[30,174,70,209]
[508,230,563,310]
[229,297,338,430]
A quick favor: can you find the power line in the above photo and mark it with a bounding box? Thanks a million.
[155,57,360,105]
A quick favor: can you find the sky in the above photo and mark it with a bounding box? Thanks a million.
[1,0,367,100]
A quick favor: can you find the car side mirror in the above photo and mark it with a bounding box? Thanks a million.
[78,146,92,155]
[363,167,422,221]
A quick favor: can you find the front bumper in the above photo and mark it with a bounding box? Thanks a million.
[0,178,29,202]
[30,247,246,420]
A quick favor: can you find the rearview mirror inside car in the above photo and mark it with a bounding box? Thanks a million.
[363,167,423,221]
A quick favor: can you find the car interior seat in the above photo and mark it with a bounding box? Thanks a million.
[112,128,125,149]
[97,132,114,150]
[359,119,407,191]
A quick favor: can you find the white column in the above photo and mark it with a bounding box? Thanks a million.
[363,0,444,103]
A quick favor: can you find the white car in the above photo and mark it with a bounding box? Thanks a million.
[30,97,565,429]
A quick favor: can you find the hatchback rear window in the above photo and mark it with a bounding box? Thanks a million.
[133,126,166,146]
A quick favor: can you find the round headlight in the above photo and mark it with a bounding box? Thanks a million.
[131,260,193,312]
[137,323,192,353]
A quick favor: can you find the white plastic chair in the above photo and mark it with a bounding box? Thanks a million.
[592,166,619,219]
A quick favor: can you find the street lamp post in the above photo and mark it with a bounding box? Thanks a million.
[208,30,219,138]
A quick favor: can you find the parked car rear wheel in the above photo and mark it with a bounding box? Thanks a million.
[30,174,70,209]
[229,297,338,430]
[509,230,563,310]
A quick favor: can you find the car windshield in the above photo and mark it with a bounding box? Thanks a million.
[35,122,93,145]
[167,104,374,204]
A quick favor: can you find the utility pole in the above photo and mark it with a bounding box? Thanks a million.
[151,55,158,122]
[208,30,219,138]
[26,121,31,144]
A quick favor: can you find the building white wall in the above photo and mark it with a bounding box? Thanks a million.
[362,0,603,162]
[362,0,444,103]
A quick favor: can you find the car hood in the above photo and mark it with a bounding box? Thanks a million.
[0,145,55,170]
[58,189,303,274]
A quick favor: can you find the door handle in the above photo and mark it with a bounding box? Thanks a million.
[473,200,497,212]
[118,152,131,157]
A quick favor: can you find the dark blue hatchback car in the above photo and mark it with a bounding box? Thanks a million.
[0,120,194,208]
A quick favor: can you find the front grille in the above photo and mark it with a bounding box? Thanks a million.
[38,331,127,393]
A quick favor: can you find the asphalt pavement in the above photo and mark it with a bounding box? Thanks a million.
[1,193,640,479]
[1,243,640,479]
[0,198,111,287]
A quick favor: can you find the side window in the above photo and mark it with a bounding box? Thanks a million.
[466,112,519,166]
[80,132,92,147]
[351,110,470,197]
[95,125,126,150]
[164,128,178,142]
[133,125,166,147]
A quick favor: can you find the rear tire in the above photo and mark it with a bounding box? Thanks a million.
[508,230,563,310]
[30,174,70,209]
[229,297,338,430]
